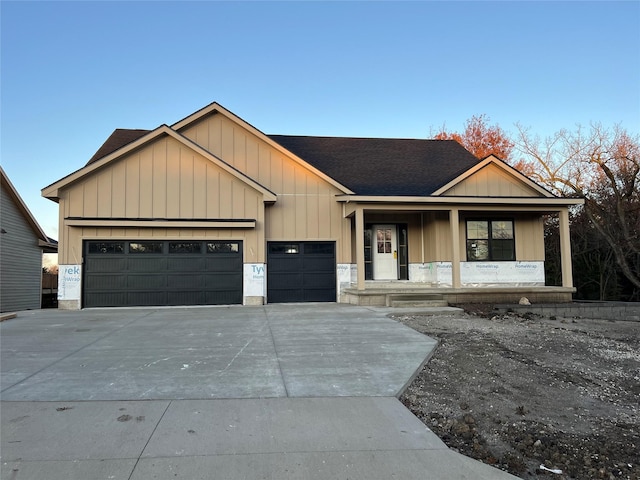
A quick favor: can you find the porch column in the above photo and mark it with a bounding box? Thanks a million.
[355,206,365,291]
[559,208,574,288]
[450,208,461,288]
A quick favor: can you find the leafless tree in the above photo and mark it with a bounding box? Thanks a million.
[515,123,640,293]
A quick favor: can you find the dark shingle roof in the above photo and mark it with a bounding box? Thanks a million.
[85,129,480,196]
[87,129,151,165]
[269,135,480,195]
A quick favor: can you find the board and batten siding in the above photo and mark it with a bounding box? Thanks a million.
[58,135,267,264]
[180,113,351,263]
[443,163,541,197]
[0,185,43,312]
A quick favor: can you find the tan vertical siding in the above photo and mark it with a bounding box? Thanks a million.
[59,132,270,264]
[180,115,350,244]
[444,164,539,197]
[125,154,140,218]
[139,147,153,217]
[152,141,167,217]
[59,112,350,273]
[111,160,126,216]
[97,170,112,217]
[515,215,545,260]
[180,113,346,244]
[83,176,98,217]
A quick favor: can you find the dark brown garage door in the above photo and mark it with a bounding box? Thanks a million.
[267,241,336,303]
[83,240,242,307]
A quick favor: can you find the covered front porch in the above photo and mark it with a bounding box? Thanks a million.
[338,198,580,306]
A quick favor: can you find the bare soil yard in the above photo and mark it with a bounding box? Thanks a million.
[396,305,639,479]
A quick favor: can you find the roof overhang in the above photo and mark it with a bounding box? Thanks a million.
[336,195,584,206]
[338,195,584,217]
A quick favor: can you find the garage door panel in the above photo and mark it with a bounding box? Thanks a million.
[128,257,167,272]
[303,273,335,287]
[203,272,242,288]
[84,240,242,308]
[128,274,168,289]
[168,274,203,289]
[84,274,127,290]
[204,290,242,305]
[303,289,335,302]
[128,291,167,306]
[167,291,204,306]
[85,292,127,307]
[303,258,335,272]
[269,272,304,286]
[205,257,243,272]
[268,288,302,304]
[167,257,205,272]
[86,258,127,273]
[267,258,302,272]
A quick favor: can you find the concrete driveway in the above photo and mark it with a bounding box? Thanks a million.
[1,304,519,479]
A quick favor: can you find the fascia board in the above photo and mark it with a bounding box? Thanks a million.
[431,155,555,198]
[336,194,584,207]
[172,102,355,195]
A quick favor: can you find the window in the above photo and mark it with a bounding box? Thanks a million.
[207,242,240,253]
[88,242,124,254]
[377,228,392,253]
[466,220,515,261]
[129,242,163,254]
[269,243,299,254]
[169,242,202,254]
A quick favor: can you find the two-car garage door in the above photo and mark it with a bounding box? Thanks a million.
[83,240,243,307]
[84,240,336,307]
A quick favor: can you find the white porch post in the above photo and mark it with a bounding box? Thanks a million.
[450,208,461,288]
[355,206,365,291]
[559,208,574,288]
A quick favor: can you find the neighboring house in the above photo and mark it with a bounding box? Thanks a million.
[1,167,57,312]
[42,102,583,310]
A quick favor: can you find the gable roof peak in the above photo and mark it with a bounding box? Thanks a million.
[87,128,151,165]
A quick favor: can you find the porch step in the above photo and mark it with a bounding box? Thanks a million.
[387,294,448,308]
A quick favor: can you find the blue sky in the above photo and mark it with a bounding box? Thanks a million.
[2,1,639,239]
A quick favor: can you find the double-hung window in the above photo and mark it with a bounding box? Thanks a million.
[466,220,515,261]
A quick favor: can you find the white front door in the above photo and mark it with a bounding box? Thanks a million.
[373,225,398,280]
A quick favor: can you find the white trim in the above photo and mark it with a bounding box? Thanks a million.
[336,195,583,206]
[64,219,256,229]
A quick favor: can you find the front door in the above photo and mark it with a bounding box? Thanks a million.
[373,225,398,280]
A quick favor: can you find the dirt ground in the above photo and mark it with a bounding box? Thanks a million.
[395,305,640,479]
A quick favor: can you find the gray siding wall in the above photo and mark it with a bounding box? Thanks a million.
[0,186,43,312]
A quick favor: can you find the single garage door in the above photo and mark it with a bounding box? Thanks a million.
[267,241,336,303]
[84,240,243,307]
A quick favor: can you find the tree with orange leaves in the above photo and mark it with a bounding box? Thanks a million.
[434,114,515,161]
